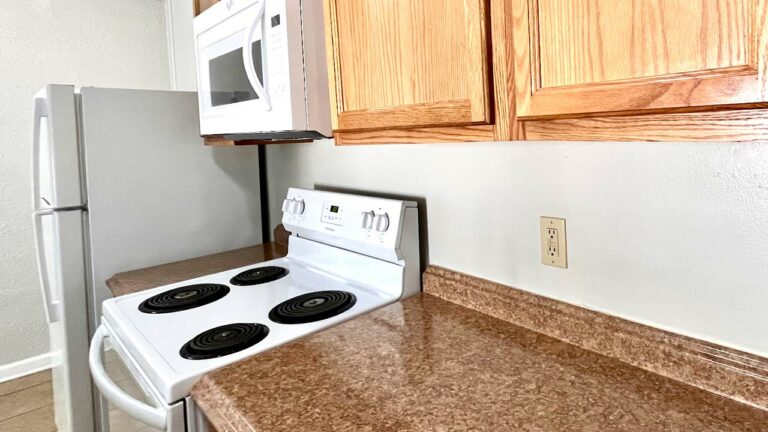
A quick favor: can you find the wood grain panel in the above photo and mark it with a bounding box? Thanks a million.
[537,0,749,88]
[335,125,495,145]
[756,0,768,100]
[523,108,768,142]
[512,0,768,119]
[491,0,521,141]
[194,0,220,17]
[329,0,492,129]
[527,67,764,118]
[337,100,474,131]
[323,0,342,132]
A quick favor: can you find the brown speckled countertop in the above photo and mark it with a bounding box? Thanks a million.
[106,243,287,297]
[192,294,768,431]
[107,225,290,297]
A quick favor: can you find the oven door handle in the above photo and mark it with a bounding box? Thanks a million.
[242,0,272,110]
[89,325,168,431]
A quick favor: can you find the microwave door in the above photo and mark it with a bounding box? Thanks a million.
[200,30,269,114]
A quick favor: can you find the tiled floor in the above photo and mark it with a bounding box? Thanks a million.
[0,355,159,432]
[0,370,56,432]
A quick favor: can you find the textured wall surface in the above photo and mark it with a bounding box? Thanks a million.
[267,140,768,357]
[0,0,171,366]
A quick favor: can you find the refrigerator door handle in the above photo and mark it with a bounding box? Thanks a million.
[89,326,168,431]
[33,211,61,323]
[32,92,49,212]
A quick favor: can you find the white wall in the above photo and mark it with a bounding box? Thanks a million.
[267,140,768,357]
[0,0,171,370]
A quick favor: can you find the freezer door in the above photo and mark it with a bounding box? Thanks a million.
[32,210,95,432]
[32,85,84,211]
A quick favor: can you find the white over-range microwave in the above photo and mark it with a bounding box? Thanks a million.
[194,0,331,139]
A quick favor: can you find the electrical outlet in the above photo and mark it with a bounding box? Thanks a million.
[540,217,567,268]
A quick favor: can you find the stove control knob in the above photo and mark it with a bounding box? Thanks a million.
[361,211,375,229]
[373,212,390,232]
[281,198,292,213]
[290,198,305,215]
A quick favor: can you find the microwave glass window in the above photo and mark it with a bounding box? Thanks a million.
[209,41,264,107]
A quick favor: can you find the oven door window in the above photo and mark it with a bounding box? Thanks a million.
[208,41,264,107]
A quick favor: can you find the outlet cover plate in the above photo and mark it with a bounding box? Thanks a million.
[541,217,567,269]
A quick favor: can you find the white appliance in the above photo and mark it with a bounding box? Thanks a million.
[31,85,264,432]
[88,188,420,431]
[193,0,331,139]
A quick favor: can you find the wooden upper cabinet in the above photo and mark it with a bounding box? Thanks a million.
[325,0,493,132]
[513,0,768,120]
[194,0,219,16]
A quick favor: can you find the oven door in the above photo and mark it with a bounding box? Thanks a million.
[90,324,187,432]
[194,0,307,136]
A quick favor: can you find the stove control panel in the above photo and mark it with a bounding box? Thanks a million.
[282,197,305,215]
[373,211,389,232]
[361,211,375,229]
[321,202,345,225]
[360,210,388,232]
[282,188,417,263]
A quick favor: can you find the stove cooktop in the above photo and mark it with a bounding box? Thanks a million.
[269,290,357,324]
[101,255,399,403]
[179,323,270,360]
[138,283,230,314]
[230,265,289,286]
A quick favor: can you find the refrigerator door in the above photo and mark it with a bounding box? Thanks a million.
[79,88,262,337]
[32,85,84,211]
[32,210,95,432]
[78,88,261,431]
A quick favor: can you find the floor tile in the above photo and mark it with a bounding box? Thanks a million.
[0,371,51,397]
[0,404,55,432]
[0,382,53,422]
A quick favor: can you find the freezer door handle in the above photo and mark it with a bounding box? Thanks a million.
[32,93,49,212]
[90,326,168,431]
[32,212,61,323]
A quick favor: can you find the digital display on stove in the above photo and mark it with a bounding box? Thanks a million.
[330,205,340,213]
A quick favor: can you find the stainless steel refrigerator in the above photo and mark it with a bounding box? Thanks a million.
[31,85,263,432]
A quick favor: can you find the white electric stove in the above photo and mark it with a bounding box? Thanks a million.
[89,188,420,431]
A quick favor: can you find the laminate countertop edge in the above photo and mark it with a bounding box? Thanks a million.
[422,265,768,411]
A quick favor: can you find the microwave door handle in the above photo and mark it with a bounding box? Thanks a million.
[32,93,49,212]
[33,212,61,324]
[242,0,272,110]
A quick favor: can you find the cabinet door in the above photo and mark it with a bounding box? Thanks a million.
[325,0,493,131]
[512,0,768,119]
